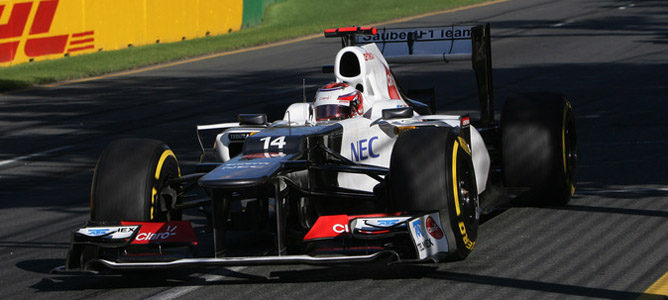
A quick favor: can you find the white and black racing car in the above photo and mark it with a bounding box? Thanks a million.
[61,24,576,272]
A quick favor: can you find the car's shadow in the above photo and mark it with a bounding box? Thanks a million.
[23,260,647,299]
[17,185,668,296]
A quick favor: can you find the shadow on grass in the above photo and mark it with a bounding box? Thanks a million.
[0,79,32,92]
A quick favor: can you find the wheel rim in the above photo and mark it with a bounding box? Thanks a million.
[152,154,180,221]
[563,106,577,195]
[457,151,479,231]
[157,184,178,221]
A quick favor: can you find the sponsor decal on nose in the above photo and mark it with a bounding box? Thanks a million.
[122,221,197,245]
[425,216,444,239]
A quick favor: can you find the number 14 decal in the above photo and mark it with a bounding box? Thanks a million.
[260,136,287,149]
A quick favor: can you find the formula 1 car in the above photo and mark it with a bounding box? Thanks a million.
[62,24,576,272]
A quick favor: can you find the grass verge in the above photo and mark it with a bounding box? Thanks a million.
[0,0,494,91]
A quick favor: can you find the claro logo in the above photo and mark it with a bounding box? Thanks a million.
[0,0,95,63]
[135,225,178,241]
[332,224,349,233]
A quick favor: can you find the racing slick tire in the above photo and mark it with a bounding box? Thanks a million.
[501,93,577,206]
[91,138,181,221]
[389,127,479,260]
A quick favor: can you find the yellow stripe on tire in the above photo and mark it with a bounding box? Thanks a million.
[150,149,180,220]
[452,140,460,216]
[452,140,475,251]
[155,149,178,179]
[562,101,575,196]
[562,104,568,175]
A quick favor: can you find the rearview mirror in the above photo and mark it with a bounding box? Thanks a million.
[238,114,267,126]
[382,107,413,119]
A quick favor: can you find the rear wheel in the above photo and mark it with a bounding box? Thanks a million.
[501,93,577,206]
[389,127,479,259]
[91,138,181,221]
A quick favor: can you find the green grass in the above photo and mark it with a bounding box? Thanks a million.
[0,0,491,91]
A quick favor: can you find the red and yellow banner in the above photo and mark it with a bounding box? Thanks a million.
[0,0,243,66]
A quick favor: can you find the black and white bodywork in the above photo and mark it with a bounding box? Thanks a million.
[61,25,577,272]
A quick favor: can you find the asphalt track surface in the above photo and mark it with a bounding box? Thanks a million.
[1,0,668,298]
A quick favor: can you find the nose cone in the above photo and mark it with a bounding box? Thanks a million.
[199,156,285,189]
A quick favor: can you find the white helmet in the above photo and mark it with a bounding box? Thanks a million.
[313,82,363,121]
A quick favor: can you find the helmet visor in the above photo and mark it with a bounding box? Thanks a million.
[315,104,352,121]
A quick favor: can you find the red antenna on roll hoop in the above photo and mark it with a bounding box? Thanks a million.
[324,26,377,47]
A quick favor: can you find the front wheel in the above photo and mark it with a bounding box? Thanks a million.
[90,138,181,221]
[388,127,479,260]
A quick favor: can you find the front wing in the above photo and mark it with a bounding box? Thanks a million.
[63,212,452,271]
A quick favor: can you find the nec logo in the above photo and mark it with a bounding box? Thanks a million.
[0,0,95,63]
[350,136,379,162]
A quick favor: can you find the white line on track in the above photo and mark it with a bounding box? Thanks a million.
[145,266,247,300]
[618,3,635,10]
[0,146,73,168]
[551,20,575,27]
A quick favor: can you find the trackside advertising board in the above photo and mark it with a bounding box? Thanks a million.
[0,0,243,66]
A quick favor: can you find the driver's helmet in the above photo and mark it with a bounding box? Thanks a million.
[313,82,363,121]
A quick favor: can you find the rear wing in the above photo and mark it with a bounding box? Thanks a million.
[356,26,476,63]
[325,24,495,126]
